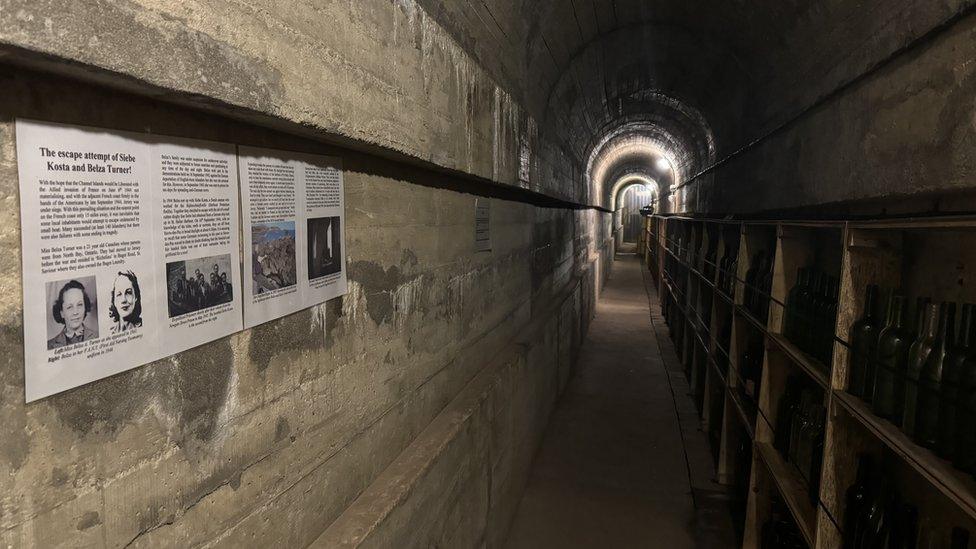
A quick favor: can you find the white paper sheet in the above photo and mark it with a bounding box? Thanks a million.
[16,119,244,401]
[238,146,347,328]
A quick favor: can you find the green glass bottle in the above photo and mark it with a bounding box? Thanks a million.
[915,302,955,449]
[940,304,974,460]
[902,302,939,439]
[954,305,976,473]
[849,285,881,400]
[872,295,910,424]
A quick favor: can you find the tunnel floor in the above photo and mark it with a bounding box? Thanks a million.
[504,254,736,548]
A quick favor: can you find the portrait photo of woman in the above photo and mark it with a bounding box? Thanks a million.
[46,277,99,350]
[109,270,143,333]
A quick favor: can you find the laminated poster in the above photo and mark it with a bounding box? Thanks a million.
[238,146,347,329]
[16,119,243,401]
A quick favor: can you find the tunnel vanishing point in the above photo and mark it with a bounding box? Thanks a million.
[3,1,976,548]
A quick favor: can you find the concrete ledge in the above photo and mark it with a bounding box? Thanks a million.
[311,251,607,548]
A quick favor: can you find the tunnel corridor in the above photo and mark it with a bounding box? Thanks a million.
[504,254,734,548]
[4,1,976,548]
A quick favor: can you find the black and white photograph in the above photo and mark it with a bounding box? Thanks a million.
[307,216,342,280]
[46,276,99,349]
[167,254,234,317]
[108,270,144,333]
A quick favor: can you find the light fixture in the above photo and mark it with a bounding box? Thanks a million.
[655,157,671,172]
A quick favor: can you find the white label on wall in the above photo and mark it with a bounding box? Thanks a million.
[475,198,491,252]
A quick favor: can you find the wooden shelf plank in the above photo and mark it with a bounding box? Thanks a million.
[755,441,818,548]
[833,390,976,522]
[766,333,829,389]
[734,304,767,334]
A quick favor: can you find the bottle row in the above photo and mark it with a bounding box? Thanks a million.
[847,286,976,476]
[744,250,774,321]
[784,267,840,366]
[717,243,739,297]
[774,375,826,506]
[761,494,807,549]
[844,454,971,549]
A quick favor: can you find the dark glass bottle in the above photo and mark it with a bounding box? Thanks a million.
[842,455,873,549]
[951,528,970,549]
[902,303,939,439]
[915,302,956,449]
[744,252,762,313]
[940,304,974,460]
[887,502,918,549]
[872,295,911,424]
[849,285,881,400]
[784,269,806,341]
[819,277,839,365]
[955,306,976,473]
[775,376,801,455]
[855,469,890,549]
[807,404,825,506]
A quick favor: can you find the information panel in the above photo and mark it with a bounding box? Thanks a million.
[16,119,243,401]
[238,146,347,328]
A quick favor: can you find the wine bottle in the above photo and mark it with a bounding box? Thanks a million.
[955,305,976,473]
[872,295,911,424]
[940,304,974,460]
[849,285,881,400]
[775,376,801,455]
[886,503,918,549]
[902,302,939,439]
[818,277,839,365]
[951,528,971,549]
[915,302,956,449]
[843,454,873,549]
[784,269,806,341]
[856,469,890,549]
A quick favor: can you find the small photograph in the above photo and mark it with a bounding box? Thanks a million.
[108,270,144,333]
[46,276,99,349]
[167,254,234,318]
[307,216,342,281]
[251,221,297,295]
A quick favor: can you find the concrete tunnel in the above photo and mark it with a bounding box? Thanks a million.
[3,0,976,547]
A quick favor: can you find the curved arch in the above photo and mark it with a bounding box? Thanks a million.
[610,176,658,212]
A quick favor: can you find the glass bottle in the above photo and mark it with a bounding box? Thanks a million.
[915,302,955,449]
[951,528,970,549]
[940,304,974,460]
[902,303,939,439]
[849,285,881,400]
[842,454,873,549]
[784,268,805,341]
[820,278,839,365]
[955,306,976,473]
[887,503,918,549]
[872,295,911,424]
[775,376,801,456]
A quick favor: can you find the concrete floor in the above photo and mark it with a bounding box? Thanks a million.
[504,254,736,548]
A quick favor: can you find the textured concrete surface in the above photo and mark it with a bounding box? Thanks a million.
[504,256,735,548]
[0,66,613,548]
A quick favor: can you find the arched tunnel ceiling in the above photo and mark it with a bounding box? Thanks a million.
[414,0,968,207]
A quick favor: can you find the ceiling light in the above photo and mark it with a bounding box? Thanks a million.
[655,158,671,172]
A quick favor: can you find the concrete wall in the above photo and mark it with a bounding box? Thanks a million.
[693,10,976,217]
[0,66,612,547]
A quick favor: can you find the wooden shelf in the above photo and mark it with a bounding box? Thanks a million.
[766,333,829,389]
[755,441,818,548]
[833,390,976,522]
[734,304,767,334]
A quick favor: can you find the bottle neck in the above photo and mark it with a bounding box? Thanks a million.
[961,304,974,349]
[938,303,957,345]
[923,303,940,340]
[889,296,905,329]
[864,285,878,320]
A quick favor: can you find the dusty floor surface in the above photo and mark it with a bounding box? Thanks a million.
[504,255,736,548]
